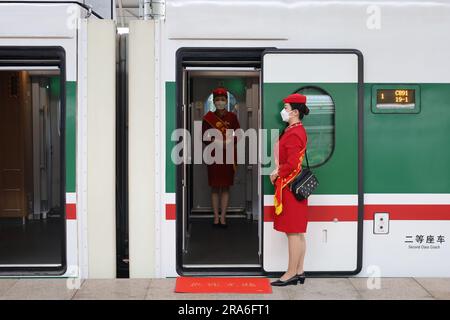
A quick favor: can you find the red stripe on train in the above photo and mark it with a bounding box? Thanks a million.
[364,205,450,221]
[164,204,450,221]
[166,204,176,220]
[264,205,358,222]
[264,205,450,222]
[66,203,77,220]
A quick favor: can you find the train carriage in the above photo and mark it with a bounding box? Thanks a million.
[151,0,450,278]
[0,0,449,279]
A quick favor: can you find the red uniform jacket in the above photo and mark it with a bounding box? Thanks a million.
[202,110,240,187]
[273,122,309,233]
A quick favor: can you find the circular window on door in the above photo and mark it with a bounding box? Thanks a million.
[294,86,335,167]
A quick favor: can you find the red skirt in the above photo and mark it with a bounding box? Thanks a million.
[273,187,308,233]
[207,163,235,187]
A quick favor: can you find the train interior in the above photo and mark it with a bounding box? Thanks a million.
[182,69,262,268]
[0,69,64,270]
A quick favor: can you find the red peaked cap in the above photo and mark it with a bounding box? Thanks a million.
[212,87,228,98]
[283,93,307,104]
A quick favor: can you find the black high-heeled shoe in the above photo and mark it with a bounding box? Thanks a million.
[297,272,306,284]
[270,274,299,286]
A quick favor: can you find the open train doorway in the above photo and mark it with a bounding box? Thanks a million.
[0,51,66,274]
[175,47,363,276]
[182,69,261,269]
[176,49,264,273]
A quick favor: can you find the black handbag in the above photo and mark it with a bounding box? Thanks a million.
[289,150,319,201]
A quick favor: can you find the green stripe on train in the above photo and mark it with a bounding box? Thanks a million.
[165,81,450,195]
[66,82,76,193]
[364,83,450,193]
[166,82,176,193]
[49,79,76,193]
[263,83,358,195]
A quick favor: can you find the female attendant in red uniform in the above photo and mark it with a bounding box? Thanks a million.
[202,87,240,227]
[270,93,310,286]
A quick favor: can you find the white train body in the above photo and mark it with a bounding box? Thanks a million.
[0,1,449,279]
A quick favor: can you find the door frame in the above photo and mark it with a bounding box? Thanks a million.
[174,47,364,277]
[0,46,67,276]
[261,48,364,277]
[175,47,270,276]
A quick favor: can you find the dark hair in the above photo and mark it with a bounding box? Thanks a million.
[290,103,310,120]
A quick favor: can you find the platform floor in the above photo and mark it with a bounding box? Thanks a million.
[0,278,449,300]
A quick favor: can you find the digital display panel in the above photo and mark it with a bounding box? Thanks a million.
[376,89,415,109]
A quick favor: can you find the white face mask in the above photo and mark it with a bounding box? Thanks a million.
[280,108,292,122]
[215,101,227,110]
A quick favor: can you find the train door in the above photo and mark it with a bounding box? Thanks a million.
[176,49,264,273]
[0,48,66,274]
[261,49,364,275]
[181,69,261,269]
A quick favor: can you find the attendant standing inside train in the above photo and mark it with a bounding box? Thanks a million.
[202,87,240,227]
[270,93,310,286]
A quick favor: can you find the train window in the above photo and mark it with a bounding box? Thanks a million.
[371,84,421,114]
[295,86,335,167]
